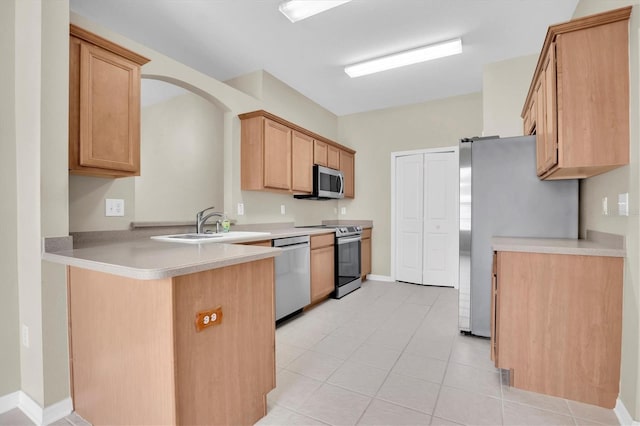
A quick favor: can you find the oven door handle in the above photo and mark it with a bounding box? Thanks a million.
[337,236,361,245]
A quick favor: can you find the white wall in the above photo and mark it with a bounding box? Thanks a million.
[338,93,483,277]
[0,0,21,398]
[483,55,538,137]
[572,0,640,419]
[135,91,224,222]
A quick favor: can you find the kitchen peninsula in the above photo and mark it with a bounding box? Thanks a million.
[43,237,281,425]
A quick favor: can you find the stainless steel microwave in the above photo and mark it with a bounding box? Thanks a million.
[294,165,344,200]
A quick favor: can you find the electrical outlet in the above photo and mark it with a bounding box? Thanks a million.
[340,207,347,215]
[237,203,244,216]
[602,197,608,216]
[280,204,286,215]
[618,193,629,216]
[195,307,223,332]
[22,324,29,348]
[105,199,125,217]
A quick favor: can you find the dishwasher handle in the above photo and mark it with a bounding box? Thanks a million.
[277,243,309,252]
[272,235,310,248]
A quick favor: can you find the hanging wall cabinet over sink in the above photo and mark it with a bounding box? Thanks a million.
[69,25,150,178]
[239,110,356,198]
[521,7,631,180]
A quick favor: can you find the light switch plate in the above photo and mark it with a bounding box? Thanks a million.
[237,203,244,216]
[280,204,286,215]
[602,197,608,216]
[105,199,125,217]
[340,207,347,215]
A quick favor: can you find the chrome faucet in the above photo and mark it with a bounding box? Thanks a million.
[196,206,224,234]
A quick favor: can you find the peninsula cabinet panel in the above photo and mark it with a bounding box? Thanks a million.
[339,150,355,198]
[493,251,623,408]
[522,7,630,180]
[327,144,340,169]
[69,25,149,178]
[67,258,275,425]
[292,131,314,193]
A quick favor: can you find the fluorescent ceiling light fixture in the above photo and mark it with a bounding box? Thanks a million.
[279,0,352,23]
[345,38,463,78]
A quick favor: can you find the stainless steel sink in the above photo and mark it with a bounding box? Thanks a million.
[151,231,271,244]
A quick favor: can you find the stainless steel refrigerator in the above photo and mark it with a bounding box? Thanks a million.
[458,135,578,337]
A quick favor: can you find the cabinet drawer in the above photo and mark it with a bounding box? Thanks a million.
[310,233,334,249]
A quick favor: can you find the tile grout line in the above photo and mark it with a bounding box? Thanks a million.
[351,292,435,425]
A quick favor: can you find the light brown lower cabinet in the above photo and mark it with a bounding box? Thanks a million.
[492,250,623,408]
[361,228,372,280]
[310,233,335,303]
[67,259,275,425]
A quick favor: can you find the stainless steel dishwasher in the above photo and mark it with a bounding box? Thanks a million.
[273,235,310,321]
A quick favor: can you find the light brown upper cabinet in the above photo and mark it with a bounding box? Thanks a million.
[313,140,328,166]
[292,131,314,193]
[521,7,631,180]
[241,115,292,192]
[239,110,356,196]
[69,25,149,178]
[339,150,354,198]
[327,145,340,170]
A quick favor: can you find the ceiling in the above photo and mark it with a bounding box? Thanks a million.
[69,0,579,116]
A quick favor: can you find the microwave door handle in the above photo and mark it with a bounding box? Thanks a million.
[339,173,344,195]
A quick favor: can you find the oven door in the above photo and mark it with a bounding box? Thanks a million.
[335,235,361,298]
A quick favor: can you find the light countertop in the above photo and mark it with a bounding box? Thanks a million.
[42,226,344,280]
[491,233,625,258]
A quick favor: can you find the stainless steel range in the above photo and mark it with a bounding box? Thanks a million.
[297,225,363,298]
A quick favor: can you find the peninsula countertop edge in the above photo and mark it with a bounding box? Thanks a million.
[42,238,282,280]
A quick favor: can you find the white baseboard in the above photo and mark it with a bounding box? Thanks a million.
[365,274,394,282]
[0,391,72,425]
[0,391,20,414]
[615,398,640,426]
[41,397,73,425]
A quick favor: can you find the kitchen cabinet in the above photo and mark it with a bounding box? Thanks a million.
[521,7,631,180]
[67,258,275,425]
[492,250,623,408]
[69,24,149,178]
[310,233,335,303]
[292,131,314,193]
[313,140,328,166]
[361,228,371,280]
[339,150,355,198]
[239,110,356,196]
[241,115,292,192]
[327,145,340,169]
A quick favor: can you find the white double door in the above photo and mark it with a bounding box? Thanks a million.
[395,150,458,287]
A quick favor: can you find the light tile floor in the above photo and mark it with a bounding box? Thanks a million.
[259,280,620,426]
[0,280,620,426]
